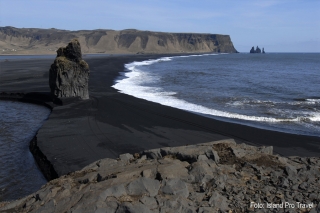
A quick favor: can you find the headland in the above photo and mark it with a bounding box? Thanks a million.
[0,27,238,55]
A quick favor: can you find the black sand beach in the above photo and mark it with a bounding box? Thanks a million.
[1,55,320,179]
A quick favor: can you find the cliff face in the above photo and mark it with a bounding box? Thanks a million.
[0,27,238,54]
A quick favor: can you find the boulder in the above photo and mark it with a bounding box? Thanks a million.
[161,178,189,198]
[49,39,90,100]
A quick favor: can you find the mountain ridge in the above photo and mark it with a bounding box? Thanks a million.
[0,26,238,55]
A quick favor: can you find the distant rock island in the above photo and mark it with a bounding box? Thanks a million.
[0,26,238,54]
[250,46,265,53]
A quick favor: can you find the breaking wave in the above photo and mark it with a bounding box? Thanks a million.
[112,54,320,125]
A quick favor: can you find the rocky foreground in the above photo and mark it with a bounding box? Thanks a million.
[1,139,319,213]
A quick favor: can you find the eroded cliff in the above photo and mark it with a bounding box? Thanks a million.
[0,27,238,54]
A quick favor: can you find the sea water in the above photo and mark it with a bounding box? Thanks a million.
[0,101,50,201]
[113,53,320,137]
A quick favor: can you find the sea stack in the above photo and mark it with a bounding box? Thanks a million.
[250,46,265,54]
[49,39,90,100]
[250,46,255,53]
[255,46,261,53]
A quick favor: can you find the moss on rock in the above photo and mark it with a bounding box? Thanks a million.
[49,39,90,99]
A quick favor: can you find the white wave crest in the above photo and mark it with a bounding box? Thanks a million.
[124,53,219,71]
[306,99,320,104]
[308,113,320,122]
[112,54,318,124]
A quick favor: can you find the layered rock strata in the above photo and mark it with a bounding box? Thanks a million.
[0,27,238,54]
[49,39,90,99]
[1,139,319,212]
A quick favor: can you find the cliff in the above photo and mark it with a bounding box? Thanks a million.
[1,140,319,212]
[0,27,238,55]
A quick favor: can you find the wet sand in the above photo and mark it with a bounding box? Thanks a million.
[1,55,320,178]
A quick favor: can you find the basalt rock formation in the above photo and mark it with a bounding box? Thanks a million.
[250,46,265,54]
[0,26,238,54]
[255,46,261,53]
[49,39,90,100]
[1,139,319,212]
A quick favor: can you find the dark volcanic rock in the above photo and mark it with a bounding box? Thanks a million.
[255,46,261,53]
[250,46,264,53]
[49,39,90,99]
[1,140,319,212]
[250,46,255,53]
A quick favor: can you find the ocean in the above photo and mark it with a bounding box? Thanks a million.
[0,101,50,201]
[113,53,320,137]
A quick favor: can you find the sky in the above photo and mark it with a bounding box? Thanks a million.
[0,0,319,52]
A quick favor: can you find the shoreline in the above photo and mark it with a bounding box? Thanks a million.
[1,54,320,181]
[114,53,320,139]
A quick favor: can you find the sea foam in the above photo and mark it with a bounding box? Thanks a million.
[113,54,319,124]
